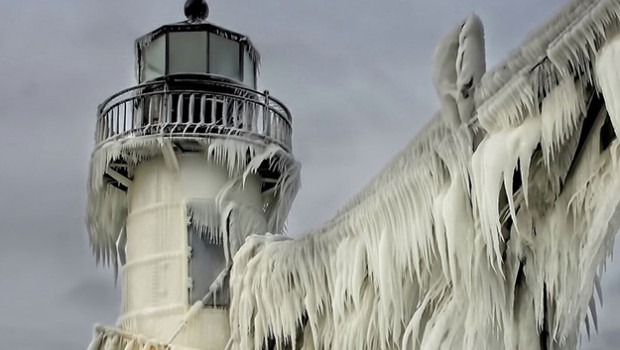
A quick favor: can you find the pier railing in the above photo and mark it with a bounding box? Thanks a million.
[95,75,293,151]
[89,325,172,350]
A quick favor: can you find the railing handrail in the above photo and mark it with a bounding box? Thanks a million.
[95,74,293,152]
[100,89,291,128]
[98,74,291,121]
[91,325,172,350]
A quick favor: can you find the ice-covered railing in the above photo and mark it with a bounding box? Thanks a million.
[88,325,171,350]
[95,75,293,152]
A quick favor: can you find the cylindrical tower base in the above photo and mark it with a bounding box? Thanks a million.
[119,153,264,349]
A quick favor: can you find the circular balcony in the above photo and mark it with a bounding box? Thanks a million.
[95,74,292,152]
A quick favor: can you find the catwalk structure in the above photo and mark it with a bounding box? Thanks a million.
[227,1,620,349]
[87,0,620,349]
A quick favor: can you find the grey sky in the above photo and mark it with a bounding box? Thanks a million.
[0,0,618,349]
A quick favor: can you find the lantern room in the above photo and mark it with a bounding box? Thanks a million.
[135,8,259,88]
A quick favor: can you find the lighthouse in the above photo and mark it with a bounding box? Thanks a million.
[86,1,300,348]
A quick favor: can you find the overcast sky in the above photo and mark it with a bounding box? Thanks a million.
[1,0,619,349]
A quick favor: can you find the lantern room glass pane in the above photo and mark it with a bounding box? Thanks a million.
[169,31,208,75]
[143,36,166,82]
[209,34,241,81]
[243,49,256,88]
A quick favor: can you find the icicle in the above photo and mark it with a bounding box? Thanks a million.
[104,335,120,350]
[186,199,221,242]
[595,33,620,135]
[123,339,136,350]
[540,78,585,168]
[471,115,542,268]
[87,329,104,350]
[585,313,591,341]
[589,296,599,333]
[477,74,538,133]
[594,275,603,306]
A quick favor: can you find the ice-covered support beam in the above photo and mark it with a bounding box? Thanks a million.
[105,167,133,188]
[433,14,486,128]
[87,325,171,350]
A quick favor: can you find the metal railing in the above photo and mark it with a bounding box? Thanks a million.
[90,325,171,350]
[95,75,293,151]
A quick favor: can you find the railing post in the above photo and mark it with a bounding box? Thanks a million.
[263,90,271,137]
[250,102,257,132]
[222,97,229,127]
[113,107,119,136]
[146,95,154,130]
[236,100,244,129]
[199,95,207,125]
[176,93,184,127]
[124,101,131,135]
[211,95,217,125]
[96,117,102,143]
[166,93,173,133]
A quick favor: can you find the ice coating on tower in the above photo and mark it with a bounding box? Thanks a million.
[87,137,300,272]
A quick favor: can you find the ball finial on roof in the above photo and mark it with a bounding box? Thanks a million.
[184,0,209,22]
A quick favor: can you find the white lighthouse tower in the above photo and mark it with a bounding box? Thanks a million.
[86,1,299,348]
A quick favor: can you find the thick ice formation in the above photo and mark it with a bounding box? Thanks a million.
[433,14,486,128]
[86,136,300,277]
[228,0,620,349]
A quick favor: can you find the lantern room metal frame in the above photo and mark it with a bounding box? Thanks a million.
[134,22,261,87]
